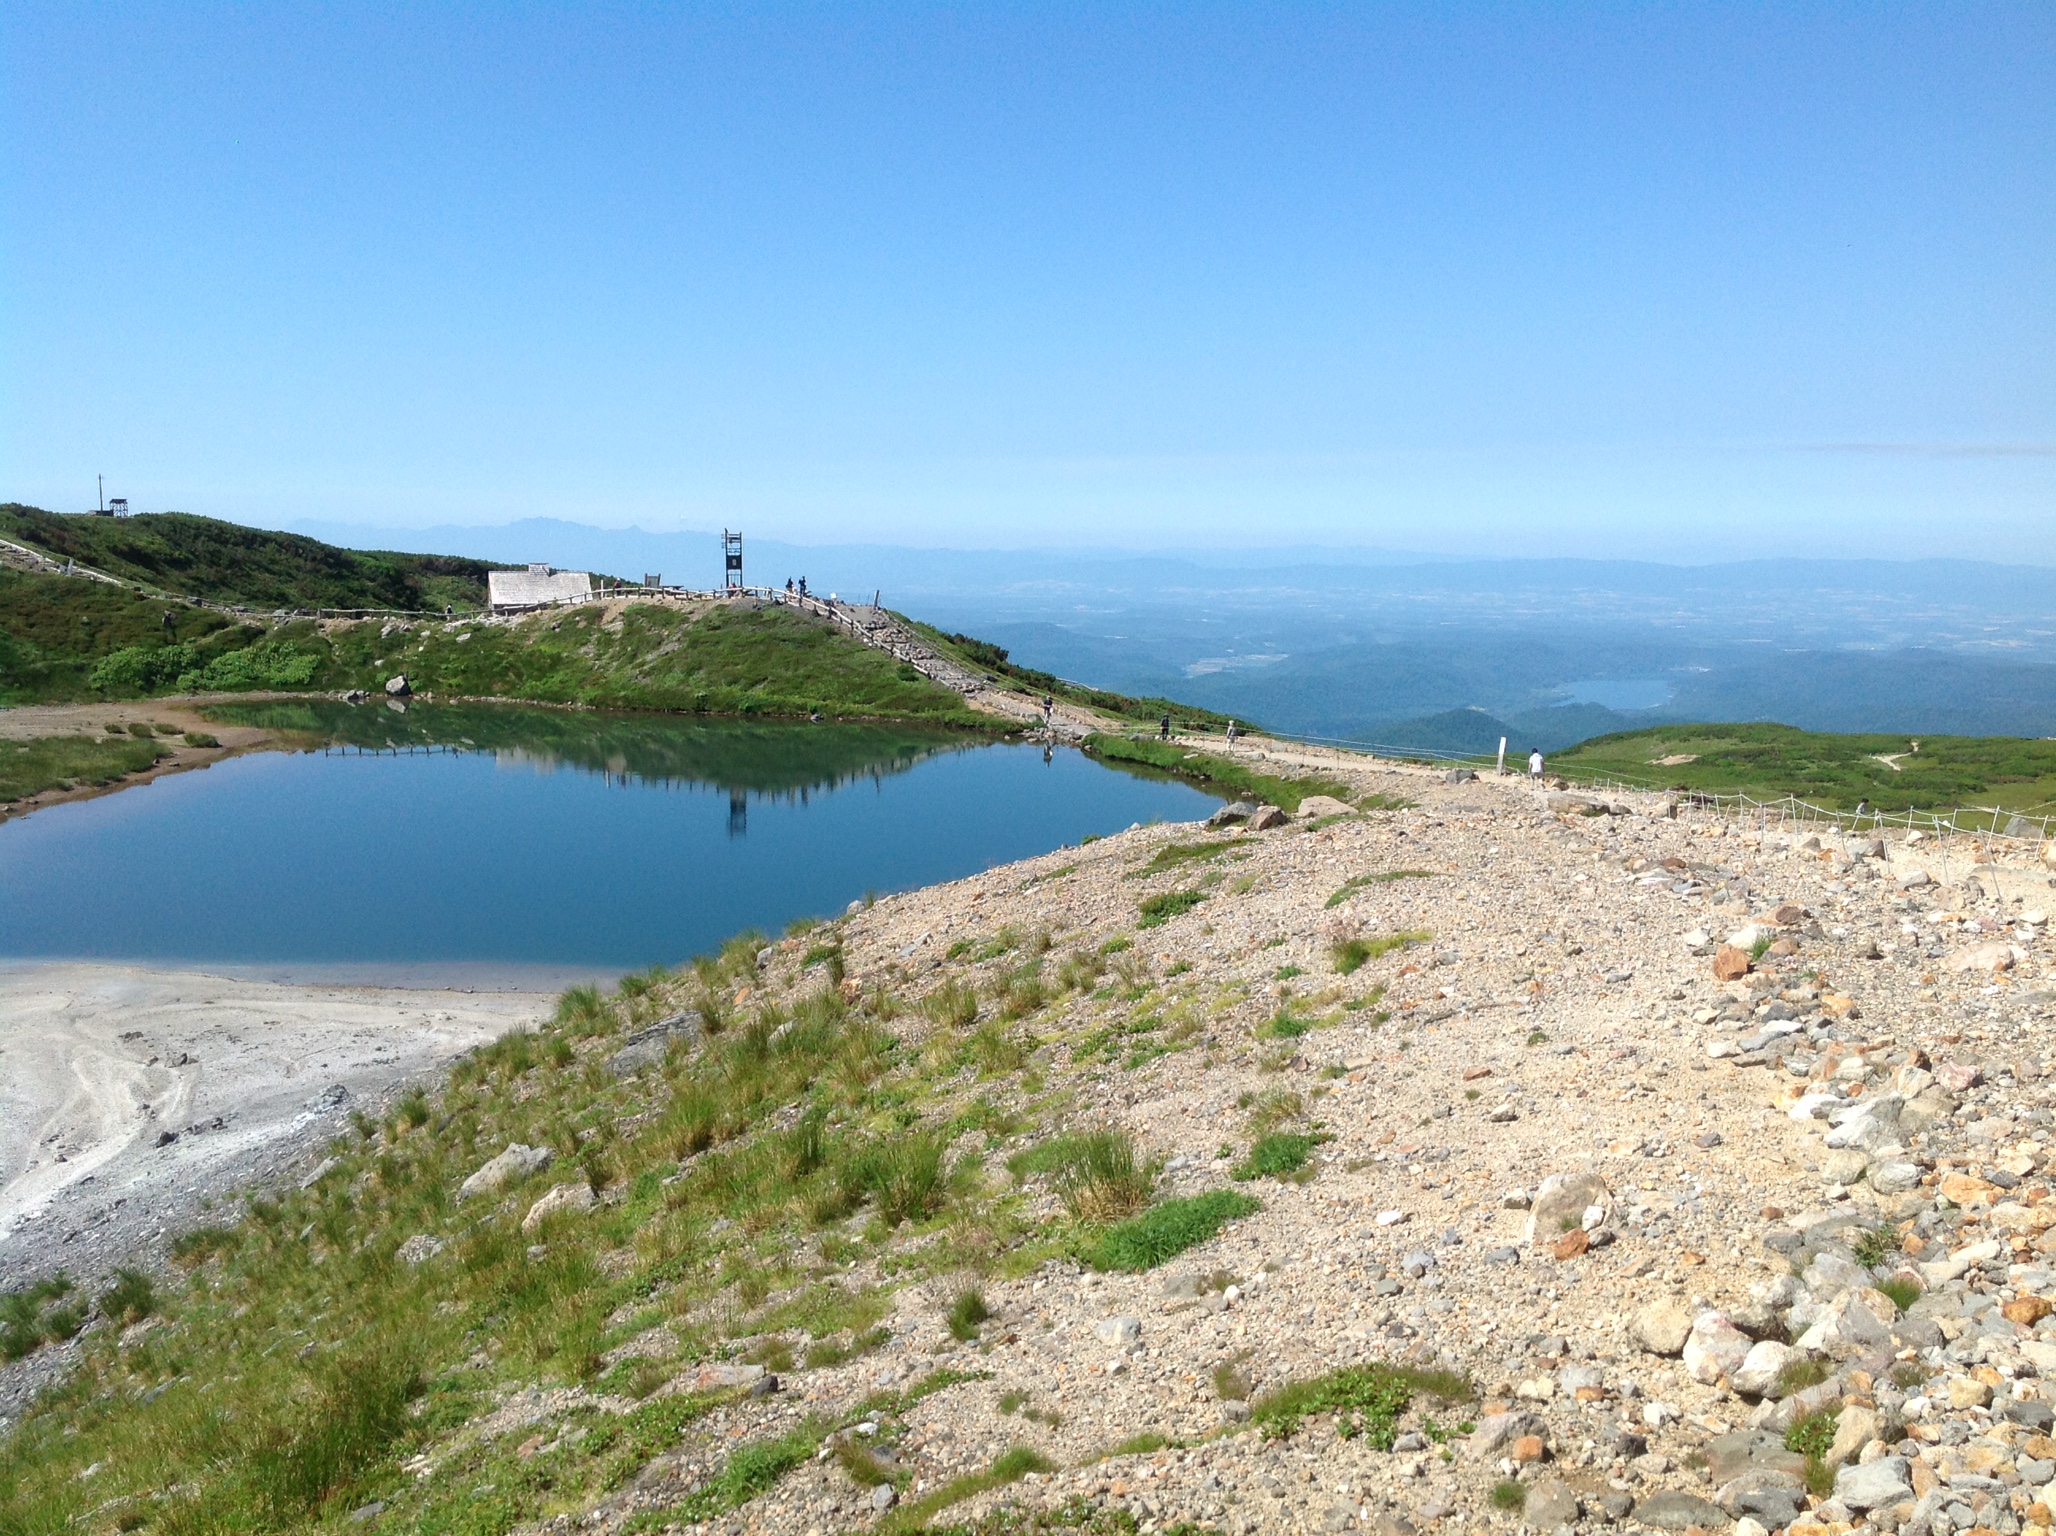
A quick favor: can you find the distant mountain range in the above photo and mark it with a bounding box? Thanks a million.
[288,516,2056,746]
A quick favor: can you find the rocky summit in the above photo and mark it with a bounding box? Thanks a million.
[5,738,2054,1536]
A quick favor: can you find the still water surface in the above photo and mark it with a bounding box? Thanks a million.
[0,703,1220,981]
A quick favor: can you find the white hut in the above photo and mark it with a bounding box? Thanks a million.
[488,564,592,612]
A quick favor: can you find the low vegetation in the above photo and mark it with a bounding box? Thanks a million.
[1083,1191,1262,1272]
[0,733,168,805]
[1250,1363,1473,1447]
[1330,929,1432,976]
[0,504,495,612]
[1550,721,2056,816]
[0,914,1282,1530]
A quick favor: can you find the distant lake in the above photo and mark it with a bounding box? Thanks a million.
[1561,677,1674,711]
[0,703,1220,984]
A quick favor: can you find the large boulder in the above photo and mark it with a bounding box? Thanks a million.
[1945,941,2021,973]
[1793,1288,1897,1355]
[1523,1171,1612,1245]
[459,1142,553,1200]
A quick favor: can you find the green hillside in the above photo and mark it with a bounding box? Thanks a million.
[0,505,496,612]
[1549,721,2056,815]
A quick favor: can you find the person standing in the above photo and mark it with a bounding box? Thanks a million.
[1528,748,1544,779]
[1159,712,1171,741]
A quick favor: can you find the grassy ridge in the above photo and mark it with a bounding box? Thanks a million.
[0,505,496,612]
[0,920,1263,1532]
[913,625,1244,732]
[1549,722,2056,815]
[0,571,986,723]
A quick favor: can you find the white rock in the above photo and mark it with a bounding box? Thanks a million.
[459,1142,554,1200]
[1682,1311,1751,1384]
[521,1181,596,1234]
[1094,1316,1142,1346]
[1731,1340,1799,1398]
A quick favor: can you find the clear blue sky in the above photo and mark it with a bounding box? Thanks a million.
[4,3,2051,558]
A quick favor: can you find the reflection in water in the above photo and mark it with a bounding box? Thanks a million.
[2,702,1224,975]
[204,700,971,837]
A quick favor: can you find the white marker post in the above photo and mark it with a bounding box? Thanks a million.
[1496,737,1508,775]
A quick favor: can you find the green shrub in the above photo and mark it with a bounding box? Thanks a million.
[181,730,220,746]
[1491,1480,1526,1511]
[1137,889,1206,928]
[1233,1132,1323,1181]
[1878,1276,1920,1311]
[1086,1191,1261,1272]
[1850,1225,1897,1268]
[1785,1407,1839,1461]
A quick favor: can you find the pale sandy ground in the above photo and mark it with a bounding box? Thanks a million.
[0,963,549,1290]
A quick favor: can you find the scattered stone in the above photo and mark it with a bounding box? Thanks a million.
[1634,1490,1731,1529]
[1713,945,1752,981]
[1683,1312,1752,1384]
[1633,1298,1695,1357]
[395,1234,444,1266]
[1094,1316,1142,1346]
[1833,1456,1912,1511]
[1523,1170,1612,1245]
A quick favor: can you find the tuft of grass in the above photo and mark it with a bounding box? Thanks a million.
[1085,1191,1262,1272]
[1137,839,1238,875]
[845,1130,953,1227]
[1137,889,1206,928]
[1325,870,1438,908]
[1878,1276,1920,1311]
[833,1436,901,1488]
[923,978,980,1030]
[1,1275,80,1361]
[1491,1480,1526,1511]
[881,1445,1055,1532]
[948,1288,991,1342]
[1213,1356,1254,1402]
[1251,1363,1473,1446]
[1331,929,1432,975]
[96,1268,156,1328]
[1105,1432,1174,1457]
[1010,1130,1154,1221]
[677,1424,825,1521]
[1776,1355,1832,1397]
[1232,1132,1325,1181]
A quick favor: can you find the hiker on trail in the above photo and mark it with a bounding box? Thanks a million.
[785,578,794,594]
[1042,694,1054,728]
[1159,713,1171,740]
[1528,748,1544,779]
[1226,720,1239,742]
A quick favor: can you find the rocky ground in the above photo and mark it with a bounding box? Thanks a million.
[570,741,2056,1536]
[9,736,2056,1536]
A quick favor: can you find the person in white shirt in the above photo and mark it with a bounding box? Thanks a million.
[1528,748,1544,778]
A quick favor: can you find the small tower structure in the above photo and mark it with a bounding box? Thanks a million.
[723,530,744,593]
